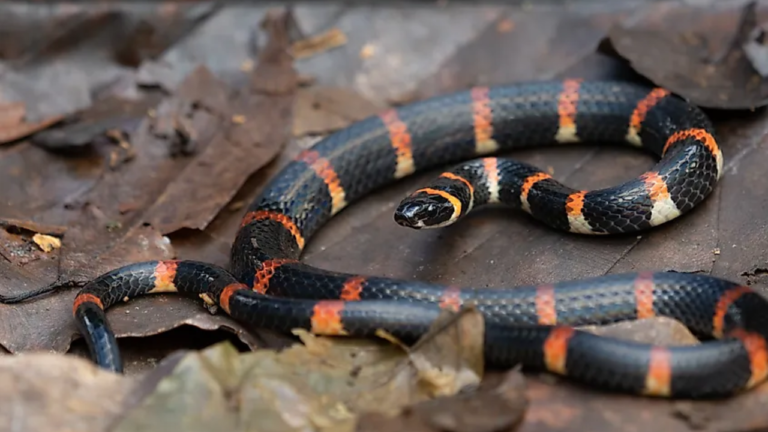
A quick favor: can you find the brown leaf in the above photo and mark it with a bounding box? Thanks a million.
[357,369,527,432]
[607,1,768,109]
[0,218,67,236]
[0,102,63,145]
[0,102,26,127]
[410,8,624,101]
[144,19,297,234]
[252,9,300,95]
[112,308,487,432]
[0,351,136,432]
[293,86,384,137]
[0,7,298,356]
[579,317,700,346]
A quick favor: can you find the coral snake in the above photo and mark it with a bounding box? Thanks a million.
[72,79,768,399]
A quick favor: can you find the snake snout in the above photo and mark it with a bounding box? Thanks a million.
[394,201,426,228]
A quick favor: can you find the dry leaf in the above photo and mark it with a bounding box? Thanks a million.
[113,309,487,431]
[32,233,62,252]
[290,27,348,60]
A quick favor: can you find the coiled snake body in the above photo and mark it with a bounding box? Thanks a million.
[73,80,768,398]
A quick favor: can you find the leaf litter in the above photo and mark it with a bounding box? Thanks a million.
[3,2,768,432]
[0,308,526,432]
[0,10,298,355]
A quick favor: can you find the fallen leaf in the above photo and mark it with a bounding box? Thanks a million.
[32,233,61,253]
[143,13,298,235]
[293,86,383,137]
[0,351,136,432]
[607,1,768,109]
[0,219,67,236]
[357,369,527,432]
[290,27,348,60]
[579,316,700,346]
[0,102,63,145]
[113,308,487,431]
[0,8,298,356]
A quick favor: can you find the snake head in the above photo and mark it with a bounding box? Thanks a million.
[394,189,459,229]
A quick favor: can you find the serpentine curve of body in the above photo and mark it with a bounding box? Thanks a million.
[71,79,768,399]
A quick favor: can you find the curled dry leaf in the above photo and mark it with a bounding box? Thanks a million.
[112,308,489,432]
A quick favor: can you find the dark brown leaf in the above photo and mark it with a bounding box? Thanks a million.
[607,2,768,109]
[144,15,297,234]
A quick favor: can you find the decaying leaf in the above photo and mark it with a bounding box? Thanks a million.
[113,308,489,432]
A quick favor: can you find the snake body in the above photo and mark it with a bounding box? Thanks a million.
[73,79,768,398]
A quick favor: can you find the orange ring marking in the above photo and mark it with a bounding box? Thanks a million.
[311,300,347,335]
[565,191,586,217]
[470,86,497,153]
[556,79,582,142]
[72,293,104,316]
[639,172,670,202]
[643,347,672,397]
[412,187,462,216]
[728,329,768,388]
[662,128,719,158]
[440,172,475,196]
[149,260,179,293]
[340,276,366,301]
[299,150,347,215]
[380,109,415,179]
[712,286,753,338]
[240,210,305,250]
[439,286,463,312]
[629,88,670,132]
[253,259,296,294]
[219,282,248,315]
[535,284,557,325]
[521,173,552,201]
[543,326,575,374]
[634,272,655,319]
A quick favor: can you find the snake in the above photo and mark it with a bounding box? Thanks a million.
[71,79,768,399]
